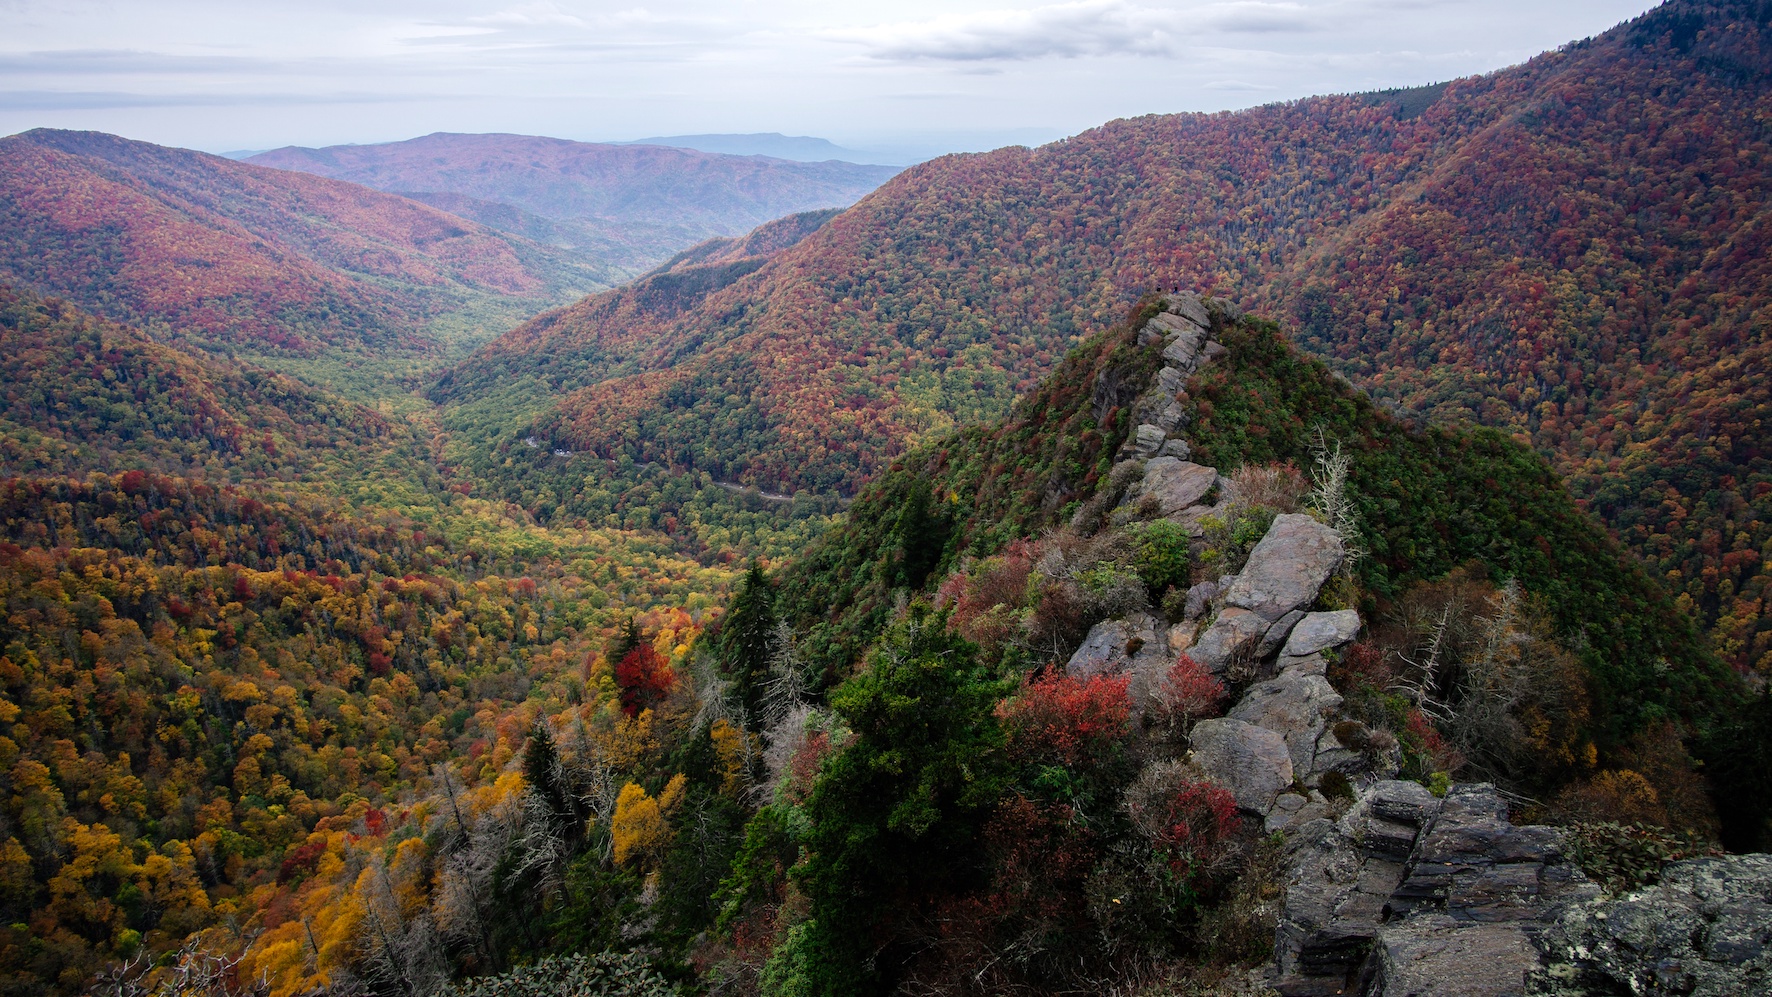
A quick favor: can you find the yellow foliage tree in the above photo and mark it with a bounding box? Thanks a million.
[610,774,686,867]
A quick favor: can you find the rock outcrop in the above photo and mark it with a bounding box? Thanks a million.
[1275,783,1600,996]
[1224,514,1345,622]
[1229,667,1344,780]
[1089,293,1772,997]
[1065,611,1171,679]
[1282,610,1362,658]
[1532,855,1772,996]
[1189,718,1295,817]
[1134,457,1220,517]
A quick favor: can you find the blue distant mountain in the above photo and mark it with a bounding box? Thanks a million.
[620,132,882,164]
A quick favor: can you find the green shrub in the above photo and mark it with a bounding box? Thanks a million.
[1130,519,1192,598]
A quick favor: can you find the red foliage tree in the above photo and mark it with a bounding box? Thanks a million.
[616,642,675,717]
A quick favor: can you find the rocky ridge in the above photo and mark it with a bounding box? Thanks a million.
[1068,295,1772,997]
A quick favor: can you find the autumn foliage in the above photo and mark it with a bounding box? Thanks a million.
[615,643,675,717]
[999,671,1133,770]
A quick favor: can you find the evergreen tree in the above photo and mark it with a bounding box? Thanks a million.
[764,608,1012,996]
[717,562,777,721]
[891,479,948,591]
[523,721,569,827]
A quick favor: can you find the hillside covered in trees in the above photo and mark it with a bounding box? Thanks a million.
[442,0,1772,676]
[0,130,615,362]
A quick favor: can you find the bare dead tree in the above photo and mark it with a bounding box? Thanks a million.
[90,939,269,997]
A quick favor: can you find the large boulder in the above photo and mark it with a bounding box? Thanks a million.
[1126,423,1165,457]
[1189,718,1293,816]
[1275,816,1390,984]
[1229,670,1344,777]
[1225,514,1345,621]
[1161,324,1209,370]
[1282,610,1362,657]
[1535,855,1772,997]
[1188,607,1268,674]
[1133,457,1219,516]
[1273,782,1603,997]
[1066,612,1169,679]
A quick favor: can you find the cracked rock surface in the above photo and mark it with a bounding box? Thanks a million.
[1531,855,1772,997]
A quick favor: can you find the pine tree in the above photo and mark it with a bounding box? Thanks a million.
[717,562,776,721]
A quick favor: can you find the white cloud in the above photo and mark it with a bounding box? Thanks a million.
[831,1,1330,65]
[834,1,1187,63]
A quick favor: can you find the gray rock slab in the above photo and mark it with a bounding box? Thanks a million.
[1535,855,1772,997]
[1066,613,1169,679]
[1369,917,1538,997]
[1369,780,1440,828]
[1135,456,1219,516]
[1128,423,1165,457]
[1158,438,1192,460]
[1157,365,1186,395]
[1189,606,1268,674]
[1162,292,1213,329]
[1276,818,1367,981]
[1190,717,1294,816]
[1280,652,1329,677]
[1162,326,1209,370]
[1283,610,1363,657]
[1229,670,1344,776]
[1225,514,1345,621]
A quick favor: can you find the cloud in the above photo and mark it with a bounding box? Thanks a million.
[834,1,1328,64]
[836,1,1187,63]
[1202,78,1276,90]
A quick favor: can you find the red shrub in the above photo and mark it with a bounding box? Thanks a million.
[616,643,675,717]
[998,671,1132,768]
[1405,709,1464,774]
[1128,774,1241,880]
[1149,654,1226,737]
[1330,639,1394,690]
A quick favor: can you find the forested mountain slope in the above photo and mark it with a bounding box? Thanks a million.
[0,286,427,490]
[0,130,615,358]
[445,0,1772,671]
[249,134,899,274]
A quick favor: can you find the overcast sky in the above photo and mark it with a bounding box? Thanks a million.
[1,0,1662,159]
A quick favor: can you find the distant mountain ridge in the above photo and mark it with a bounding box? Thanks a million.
[619,132,880,163]
[247,133,901,274]
[442,0,1772,673]
[0,128,613,357]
